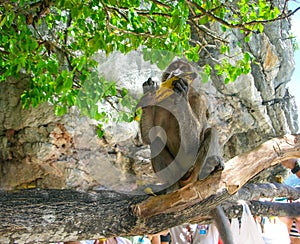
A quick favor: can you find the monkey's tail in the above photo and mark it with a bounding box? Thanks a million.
[211,205,235,244]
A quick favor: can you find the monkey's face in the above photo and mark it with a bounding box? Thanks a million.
[162,60,197,83]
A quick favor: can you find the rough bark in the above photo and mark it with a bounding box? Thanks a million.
[0,134,300,243]
[0,189,145,243]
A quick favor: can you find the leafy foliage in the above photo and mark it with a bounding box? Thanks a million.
[0,0,285,125]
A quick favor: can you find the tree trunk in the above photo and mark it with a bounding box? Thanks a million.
[1,134,300,243]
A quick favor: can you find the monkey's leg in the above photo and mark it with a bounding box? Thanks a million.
[198,155,225,180]
[198,128,225,180]
[151,137,185,188]
[136,136,181,195]
[211,205,234,244]
[178,128,224,186]
[176,127,211,187]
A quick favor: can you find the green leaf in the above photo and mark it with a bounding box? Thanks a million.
[64,77,73,90]
[199,16,209,25]
[121,88,128,97]
[97,124,105,138]
[0,15,7,27]
[244,34,252,42]
[244,52,251,63]
[221,25,227,32]
[204,64,211,76]
[220,44,229,54]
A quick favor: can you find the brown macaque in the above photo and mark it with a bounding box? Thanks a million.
[138,59,224,191]
[138,59,233,244]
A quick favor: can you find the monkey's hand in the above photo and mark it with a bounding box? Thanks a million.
[136,78,158,109]
[172,77,189,98]
[143,77,158,94]
[198,155,225,180]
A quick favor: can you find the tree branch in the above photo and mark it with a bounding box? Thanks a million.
[134,134,300,218]
[224,201,300,219]
[186,1,251,32]
[233,183,300,201]
[0,189,146,243]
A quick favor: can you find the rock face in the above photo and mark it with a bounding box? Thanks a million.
[0,15,298,191]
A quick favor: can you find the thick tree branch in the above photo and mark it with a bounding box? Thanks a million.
[1,184,300,242]
[222,183,300,219]
[0,189,145,243]
[134,134,300,218]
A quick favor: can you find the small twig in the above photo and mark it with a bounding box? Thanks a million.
[285,6,300,18]
[188,19,228,44]
[100,0,111,33]
[105,5,129,22]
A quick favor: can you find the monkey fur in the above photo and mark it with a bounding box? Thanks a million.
[138,59,234,244]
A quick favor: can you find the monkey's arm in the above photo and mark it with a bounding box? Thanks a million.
[140,106,154,144]
[139,78,158,144]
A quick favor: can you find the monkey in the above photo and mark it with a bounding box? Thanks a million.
[138,59,224,189]
[137,59,234,244]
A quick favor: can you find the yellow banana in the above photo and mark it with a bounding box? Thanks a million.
[136,71,196,117]
[155,72,195,103]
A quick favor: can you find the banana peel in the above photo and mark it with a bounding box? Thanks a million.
[154,76,179,103]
